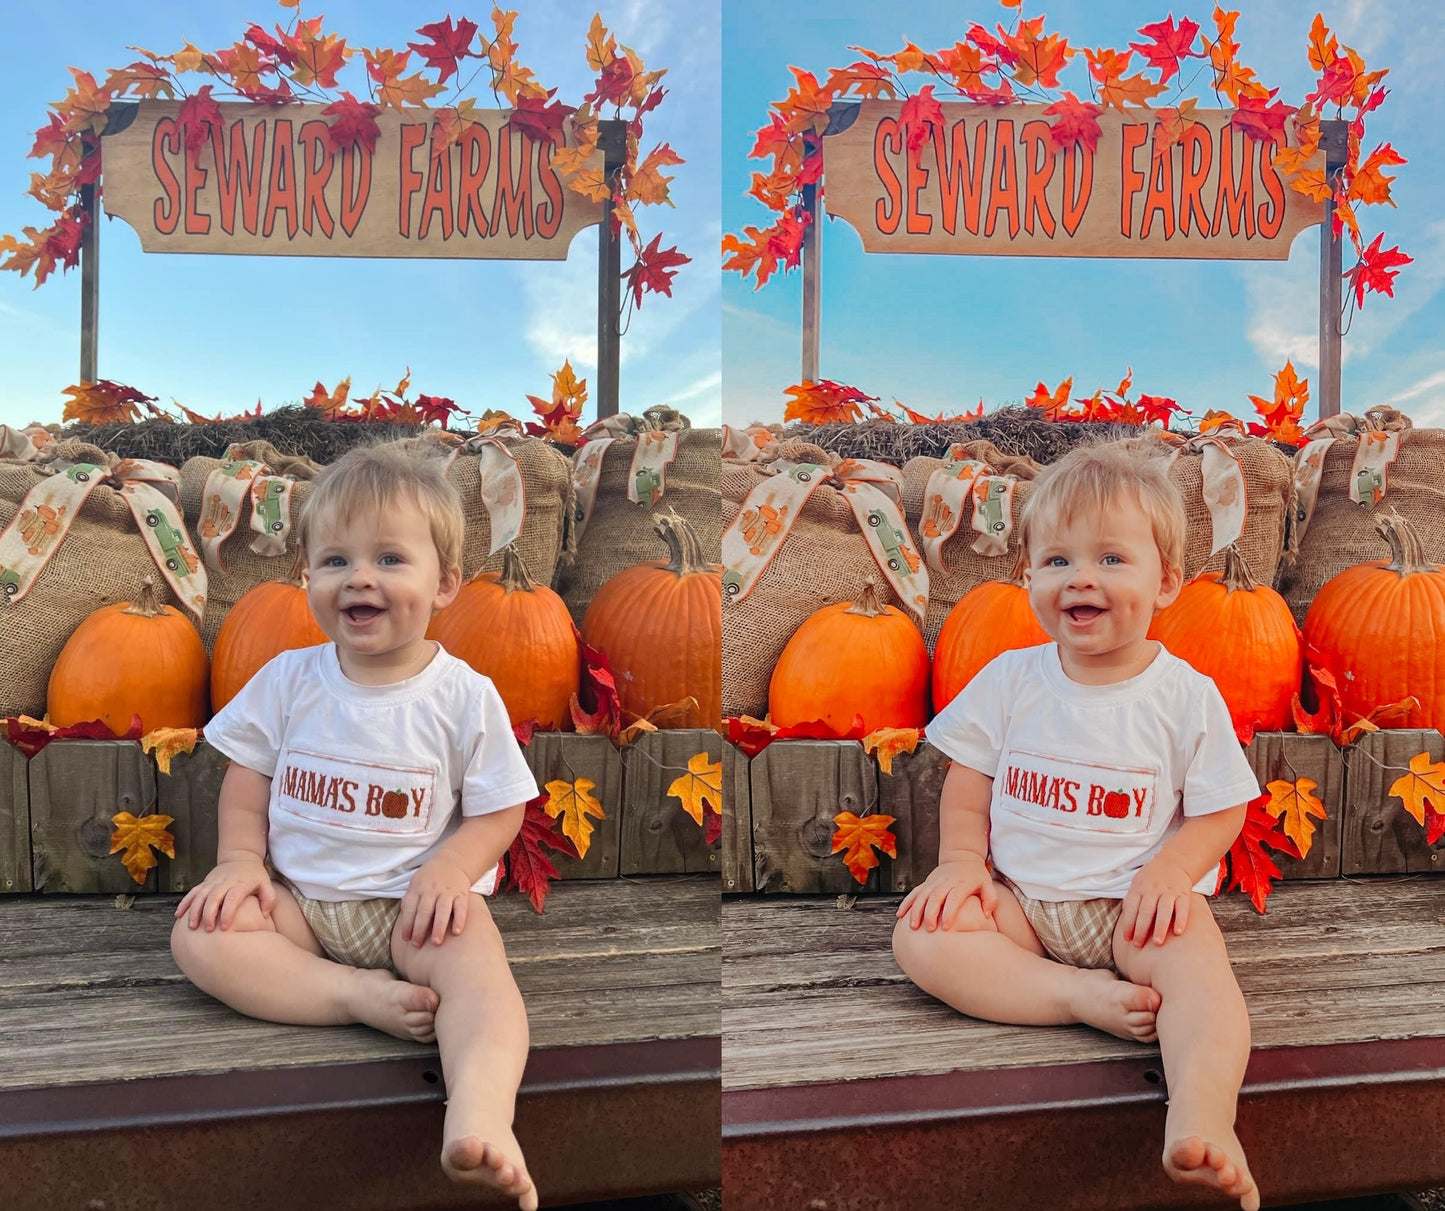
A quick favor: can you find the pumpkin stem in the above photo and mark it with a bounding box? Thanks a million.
[844,580,888,619]
[122,577,166,619]
[655,508,711,575]
[1219,544,1259,594]
[497,544,538,593]
[1377,510,1434,574]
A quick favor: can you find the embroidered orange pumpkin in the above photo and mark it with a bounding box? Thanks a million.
[581,511,721,729]
[769,581,929,733]
[1149,544,1302,744]
[428,545,580,731]
[932,577,1049,712]
[1303,511,1445,732]
[48,577,209,731]
[211,576,328,712]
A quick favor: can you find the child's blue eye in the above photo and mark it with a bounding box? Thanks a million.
[380,554,403,566]
[1048,556,1068,568]
[325,556,346,568]
[1102,554,1122,566]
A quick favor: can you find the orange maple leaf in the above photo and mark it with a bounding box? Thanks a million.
[110,810,176,885]
[1262,777,1327,858]
[54,68,113,137]
[782,380,877,425]
[1349,142,1406,207]
[1389,752,1445,846]
[1006,18,1072,90]
[832,811,897,884]
[1024,376,1075,422]
[141,727,199,777]
[667,752,722,843]
[776,67,833,136]
[1153,98,1199,160]
[303,376,352,420]
[1307,14,1339,73]
[862,727,921,776]
[60,379,156,425]
[543,777,605,859]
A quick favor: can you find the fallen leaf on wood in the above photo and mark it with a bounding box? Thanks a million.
[110,811,175,884]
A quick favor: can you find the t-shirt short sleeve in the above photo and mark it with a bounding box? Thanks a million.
[203,654,291,777]
[926,651,1013,778]
[460,679,540,815]
[1181,682,1262,816]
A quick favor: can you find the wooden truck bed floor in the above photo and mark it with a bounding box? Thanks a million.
[0,876,721,1211]
[723,878,1445,1211]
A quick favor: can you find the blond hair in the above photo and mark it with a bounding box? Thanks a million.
[296,440,464,576]
[1017,437,1185,574]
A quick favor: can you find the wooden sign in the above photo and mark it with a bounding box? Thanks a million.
[100,101,604,260]
[823,100,1325,260]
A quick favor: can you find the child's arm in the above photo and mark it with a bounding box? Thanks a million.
[1121,802,1247,948]
[895,762,998,932]
[400,803,526,947]
[174,762,276,930]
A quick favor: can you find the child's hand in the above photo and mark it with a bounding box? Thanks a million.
[1122,856,1195,947]
[400,857,474,948]
[174,859,275,931]
[896,856,997,932]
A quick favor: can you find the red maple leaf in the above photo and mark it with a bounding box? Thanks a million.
[414,394,462,428]
[586,56,636,110]
[1347,232,1412,309]
[568,635,622,739]
[1128,15,1200,84]
[407,15,478,84]
[1226,796,1302,913]
[5,713,142,760]
[322,92,383,154]
[504,792,579,913]
[724,714,869,759]
[899,85,944,168]
[623,233,691,309]
[1231,90,1296,144]
[244,22,290,62]
[177,85,222,155]
[511,718,543,747]
[967,23,1015,66]
[1136,394,1183,426]
[1043,91,1104,153]
[511,89,574,147]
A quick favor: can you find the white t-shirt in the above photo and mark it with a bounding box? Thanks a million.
[927,642,1260,901]
[204,643,539,901]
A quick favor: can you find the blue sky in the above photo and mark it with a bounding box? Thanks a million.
[723,0,1445,428]
[0,0,720,430]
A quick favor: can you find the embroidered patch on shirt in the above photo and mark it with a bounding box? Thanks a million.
[997,748,1158,834]
[275,748,437,835]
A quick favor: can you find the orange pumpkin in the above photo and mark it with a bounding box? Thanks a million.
[581,510,721,729]
[769,581,929,733]
[48,577,209,731]
[932,577,1049,712]
[1149,544,1302,744]
[428,545,579,730]
[211,577,328,711]
[1303,511,1445,732]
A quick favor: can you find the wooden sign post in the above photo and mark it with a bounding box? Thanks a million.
[808,100,1347,416]
[82,102,627,415]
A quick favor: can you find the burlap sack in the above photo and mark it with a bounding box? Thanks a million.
[1278,407,1445,624]
[179,440,321,653]
[900,441,1041,653]
[558,408,721,626]
[722,440,914,720]
[0,440,189,719]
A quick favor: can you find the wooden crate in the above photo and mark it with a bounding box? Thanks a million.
[619,730,721,876]
[1244,732,1344,879]
[0,741,29,894]
[722,742,753,894]
[750,740,879,894]
[157,741,228,894]
[1342,728,1445,875]
[523,733,622,879]
[877,741,949,894]
[29,740,158,894]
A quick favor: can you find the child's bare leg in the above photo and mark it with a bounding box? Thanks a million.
[393,894,534,1211]
[170,885,437,1041]
[893,884,1160,1041]
[1114,894,1258,1211]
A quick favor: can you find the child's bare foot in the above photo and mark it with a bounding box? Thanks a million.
[1066,968,1161,1041]
[343,968,438,1042]
[1164,1126,1259,1211]
[442,1121,536,1210]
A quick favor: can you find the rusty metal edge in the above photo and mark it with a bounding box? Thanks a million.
[0,1034,720,1140]
[722,1034,1445,1137]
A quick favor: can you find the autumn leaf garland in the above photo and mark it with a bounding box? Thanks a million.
[726,2,1408,317]
[5,4,689,306]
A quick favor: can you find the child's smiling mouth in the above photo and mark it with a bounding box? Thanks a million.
[1065,605,1105,622]
[343,605,385,624]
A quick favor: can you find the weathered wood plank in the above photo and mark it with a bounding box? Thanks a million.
[157,741,228,893]
[1244,732,1343,879]
[619,730,721,876]
[1343,729,1445,875]
[722,880,1445,1091]
[0,742,28,894]
[29,741,158,894]
[722,742,753,893]
[523,733,622,879]
[879,741,947,893]
[751,740,878,894]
